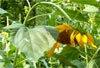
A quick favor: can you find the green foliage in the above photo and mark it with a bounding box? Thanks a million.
[83,5,99,13]
[53,53,77,67]
[0,62,4,68]
[0,24,4,30]
[0,0,100,68]
[60,46,80,60]
[70,0,100,7]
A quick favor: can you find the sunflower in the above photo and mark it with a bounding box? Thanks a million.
[47,24,97,57]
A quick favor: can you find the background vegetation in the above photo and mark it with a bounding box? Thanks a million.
[0,0,100,68]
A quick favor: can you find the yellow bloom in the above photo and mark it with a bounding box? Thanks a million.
[47,24,97,57]
[55,24,72,32]
[47,42,60,57]
[70,31,76,47]
[82,35,88,45]
[76,33,83,48]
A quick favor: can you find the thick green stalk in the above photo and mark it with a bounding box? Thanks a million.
[0,0,1,7]
[87,48,100,68]
[6,42,9,58]
[89,13,96,33]
[85,44,88,64]
[0,0,1,24]
[19,13,22,24]
[40,2,71,20]
[26,0,31,9]
[23,2,39,25]
[13,49,18,68]
[16,59,29,66]
[50,58,53,68]
[60,64,63,68]
[23,2,71,25]
[28,13,51,21]
[33,62,37,68]
[90,48,100,61]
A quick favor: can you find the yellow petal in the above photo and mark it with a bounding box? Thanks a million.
[88,39,97,49]
[91,43,97,49]
[82,35,88,44]
[76,33,83,48]
[87,34,97,49]
[87,33,94,43]
[70,31,75,47]
[55,24,72,32]
[76,33,81,44]
[47,42,60,58]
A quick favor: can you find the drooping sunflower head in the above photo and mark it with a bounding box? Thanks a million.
[46,24,97,58]
[55,24,97,49]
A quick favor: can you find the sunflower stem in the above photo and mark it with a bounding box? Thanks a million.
[26,0,31,9]
[89,13,96,33]
[40,2,71,20]
[16,58,29,66]
[85,44,88,64]
[28,13,51,21]
[23,2,39,25]
[60,64,63,68]
[33,62,37,68]
[50,57,53,68]
[23,2,71,25]
[13,49,18,68]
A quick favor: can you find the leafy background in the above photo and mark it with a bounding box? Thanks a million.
[0,0,100,68]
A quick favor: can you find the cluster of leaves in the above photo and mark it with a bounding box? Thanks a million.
[0,0,100,68]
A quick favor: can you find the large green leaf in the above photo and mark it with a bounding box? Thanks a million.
[70,0,100,7]
[85,60,95,68]
[55,8,88,22]
[35,26,58,41]
[63,9,88,22]
[4,24,25,43]
[71,60,86,68]
[4,24,24,30]
[47,13,56,26]
[60,46,80,60]
[53,53,77,67]
[4,24,58,62]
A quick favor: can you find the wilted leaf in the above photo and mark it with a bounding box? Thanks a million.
[4,24,58,62]
[4,24,25,43]
[4,24,24,30]
[35,26,58,41]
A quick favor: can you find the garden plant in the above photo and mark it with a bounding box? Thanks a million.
[0,0,100,68]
